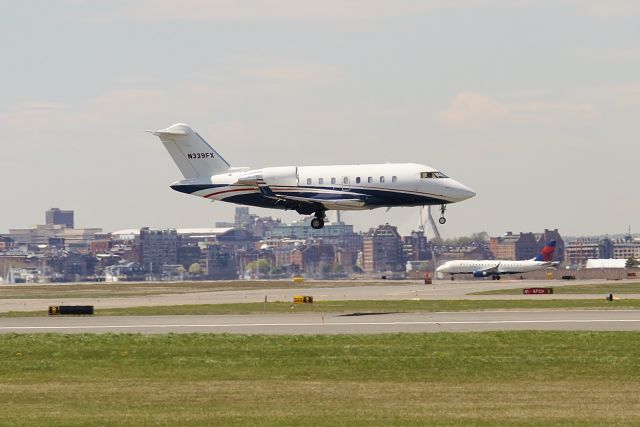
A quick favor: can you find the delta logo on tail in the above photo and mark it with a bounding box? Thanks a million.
[534,241,557,262]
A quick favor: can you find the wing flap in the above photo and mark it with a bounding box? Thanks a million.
[276,195,365,209]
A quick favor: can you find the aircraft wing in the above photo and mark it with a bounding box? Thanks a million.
[234,176,367,210]
[477,263,501,274]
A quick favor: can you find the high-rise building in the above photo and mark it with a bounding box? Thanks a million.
[206,244,237,279]
[270,217,354,240]
[139,227,178,274]
[362,224,404,273]
[235,207,251,228]
[46,208,74,228]
[402,230,430,261]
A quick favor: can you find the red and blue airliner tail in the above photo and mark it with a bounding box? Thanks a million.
[534,240,556,262]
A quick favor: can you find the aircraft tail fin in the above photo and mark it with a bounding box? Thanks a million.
[152,123,230,179]
[534,240,557,262]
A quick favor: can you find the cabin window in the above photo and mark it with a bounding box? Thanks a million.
[392,176,397,183]
[343,177,348,184]
[306,178,312,185]
[331,177,336,184]
[356,177,361,184]
[319,178,324,184]
[367,177,373,183]
[380,176,385,183]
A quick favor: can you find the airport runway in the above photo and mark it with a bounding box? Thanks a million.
[2,310,640,334]
[0,279,633,313]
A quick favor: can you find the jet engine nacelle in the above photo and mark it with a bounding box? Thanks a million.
[473,270,489,278]
[262,166,299,187]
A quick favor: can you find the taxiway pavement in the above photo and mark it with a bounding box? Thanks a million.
[2,310,640,334]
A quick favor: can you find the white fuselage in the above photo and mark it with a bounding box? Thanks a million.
[171,163,475,211]
[436,259,552,276]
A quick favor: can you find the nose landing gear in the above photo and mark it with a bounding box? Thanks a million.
[310,211,326,229]
[438,204,447,225]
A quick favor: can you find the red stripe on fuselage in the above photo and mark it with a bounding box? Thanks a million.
[203,187,255,198]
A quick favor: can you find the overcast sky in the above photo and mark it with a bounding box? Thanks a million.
[1,1,639,238]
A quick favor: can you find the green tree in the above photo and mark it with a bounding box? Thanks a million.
[438,232,489,246]
[332,264,345,274]
[626,256,640,269]
[188,263,202,275]
[247,259,271,274]
[271,266,285,275]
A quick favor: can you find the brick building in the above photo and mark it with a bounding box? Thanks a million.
[362,224,404,273]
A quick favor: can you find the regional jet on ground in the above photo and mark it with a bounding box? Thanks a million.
[436,241,558,280]
[151,123,475,229]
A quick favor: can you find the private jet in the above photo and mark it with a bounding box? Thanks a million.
[151,123,475,229]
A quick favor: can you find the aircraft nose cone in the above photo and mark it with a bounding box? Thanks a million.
[447,180,476,202]
[458,184,476,201]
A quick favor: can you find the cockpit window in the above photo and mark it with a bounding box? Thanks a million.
[420,171,448,179]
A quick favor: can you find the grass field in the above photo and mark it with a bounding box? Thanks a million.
[2,298,640,318]
[1,332,640,426]
[473,282,640,295]
[0,280,396,299]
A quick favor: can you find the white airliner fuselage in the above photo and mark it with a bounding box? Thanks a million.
[153,123,476,229]
[436,241,558,280]
[436,260,555,277]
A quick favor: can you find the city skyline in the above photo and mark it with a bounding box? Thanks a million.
[3,205,637,242]
[3,204,638,285]
[1,1,639,237]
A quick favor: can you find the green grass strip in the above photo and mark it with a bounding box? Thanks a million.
[473,282,640,295]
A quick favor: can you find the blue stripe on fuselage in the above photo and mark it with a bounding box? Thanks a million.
[170,184,447,207]
[170,184,225,194]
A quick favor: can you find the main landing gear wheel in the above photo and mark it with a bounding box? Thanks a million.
[438,204,447,224]
[311,217,325,229]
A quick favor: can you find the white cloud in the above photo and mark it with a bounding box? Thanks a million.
[439,91,599,128]
[0,57,342,133]
[242,63,342,86]
[438,92,510,127]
